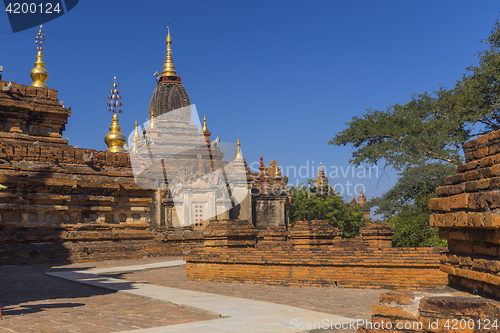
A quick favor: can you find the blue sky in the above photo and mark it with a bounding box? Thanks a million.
[1,0,500,208]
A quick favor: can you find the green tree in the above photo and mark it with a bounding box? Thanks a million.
[289,181,368,238]
[330,89,465,171]
[328,18,500,246]
[368,163,453,247]
[387,205,446,247]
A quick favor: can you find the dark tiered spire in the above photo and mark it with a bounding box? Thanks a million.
[315,163,328,187]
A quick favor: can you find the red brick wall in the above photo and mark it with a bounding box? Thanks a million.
[185,247,447,289]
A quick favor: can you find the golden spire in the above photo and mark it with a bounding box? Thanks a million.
[130,118,140,152]
[161,24,177,77]
[202,113,209,132]
[234,132,243,160]
[30,25,49,88]
[105,76,126,152]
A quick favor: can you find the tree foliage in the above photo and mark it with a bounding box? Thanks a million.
[329,18,500,171]
[289,181,368,238]
[329,17,500,247]
[388,205,446,247]
[368,163,454,247]
[369,163,456,219]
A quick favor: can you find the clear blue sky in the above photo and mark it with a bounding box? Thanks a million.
[1,1,500,208]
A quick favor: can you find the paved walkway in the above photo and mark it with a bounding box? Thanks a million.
[48,261,353,332]
[106,265,385,321]
[0,258,218,333]
[0,256,449,332]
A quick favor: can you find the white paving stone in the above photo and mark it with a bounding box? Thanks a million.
[47,261,353,332]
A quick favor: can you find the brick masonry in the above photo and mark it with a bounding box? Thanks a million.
[357,290,500,333]
[428,129,500,299]
[185,220,447,289]
[0,80,172,263]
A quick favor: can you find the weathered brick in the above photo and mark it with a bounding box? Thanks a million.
[47,89,58,100]
[449,193,469,210]
[464,169,481,181]
[36,87,48,98]
[435,185,449,197]
[27,145,40,157]
[379,291,426,305]
[428,198,451,212]
[491,164,500,176]
[445,173,465,185]
[372,304,418,320]
[449,182,465,195]
[464,178,490,192]
[480,155,494,168]
[489,177,500,190]
[473,243,498,256]
[25,85,37,97]
[473,258,500,273]
[492,152,500,165]
[469,192,500,210]
[488,129,500,142]
[447,240,472,254]
[466,212,485,227]
[484,212,500,228]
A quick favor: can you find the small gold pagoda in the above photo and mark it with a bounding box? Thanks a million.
[202,113,211,145]
[105,77,126,153]
[30,25,49,88]
[234,134,243,160]
[130,119,141,153]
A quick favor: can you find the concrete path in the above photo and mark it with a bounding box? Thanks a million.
[47,261,354,333]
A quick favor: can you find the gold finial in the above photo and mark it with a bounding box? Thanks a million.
[202,113,209,132]
[161,23,177,77]
[234,131,243,160]
[107,76,123,114]
[130,118,140,152]
[30,25,49,88]
[105,113,127,152]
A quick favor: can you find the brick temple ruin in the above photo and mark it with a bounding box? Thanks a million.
[0,26,447,287]
[8,25,500,328]
[0,26,292,264]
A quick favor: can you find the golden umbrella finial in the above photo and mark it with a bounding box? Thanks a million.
[105,76,126,152]
[234,131,243,160]
[30,25,49,88]
[107,76,124,114]
[202,112,209,133]
[162,21,177,77]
